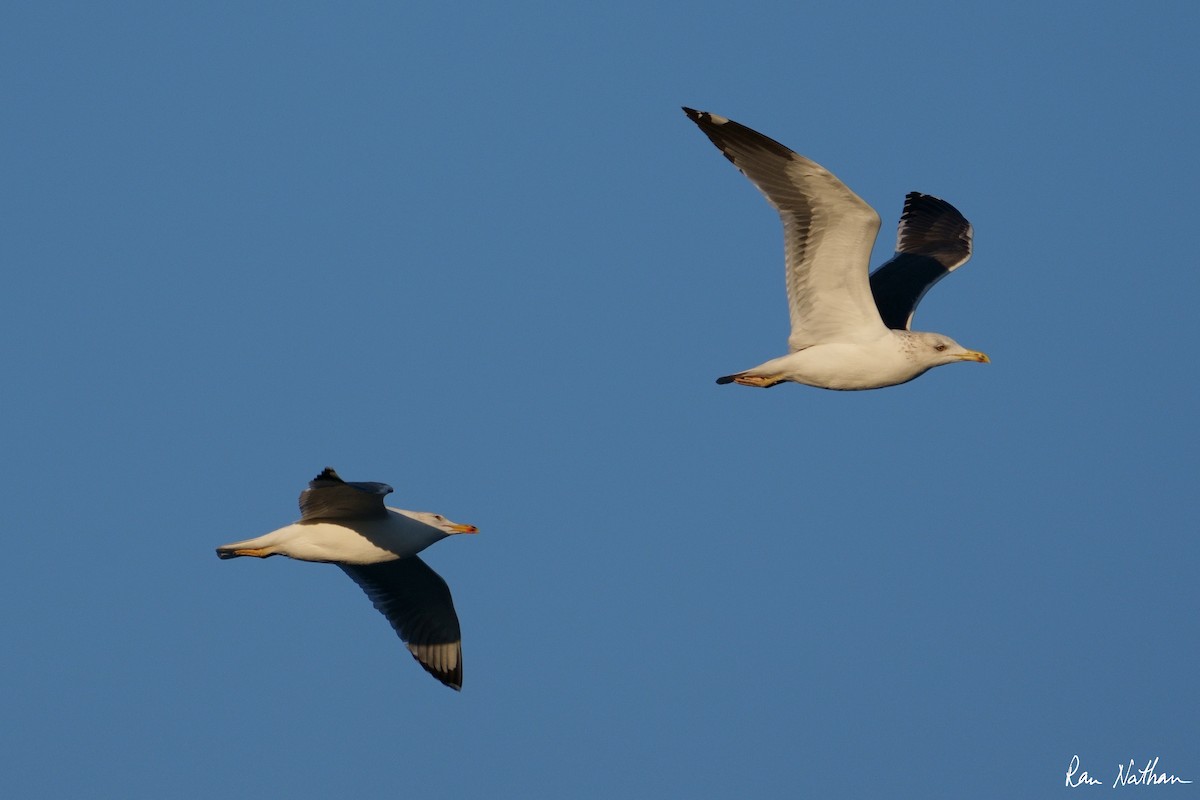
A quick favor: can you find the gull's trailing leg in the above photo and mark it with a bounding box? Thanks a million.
[716,372,785,388]
[215,547,275,560]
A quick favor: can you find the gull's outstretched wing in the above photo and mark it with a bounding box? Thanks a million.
[684,108,888,351]
[869,192,973,331]
[340,555,463,690]
[299,467,392,521]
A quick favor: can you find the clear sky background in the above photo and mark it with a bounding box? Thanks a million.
[2,2,1197,798]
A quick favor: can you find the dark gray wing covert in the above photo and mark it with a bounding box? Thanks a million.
[869,192,973,330]
[340,556,463,690]
[299,467,392,521]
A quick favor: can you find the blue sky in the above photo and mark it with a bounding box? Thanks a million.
[2,1,1197,797]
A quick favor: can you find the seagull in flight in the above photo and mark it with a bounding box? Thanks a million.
[217,467,477,690]
[683,107,989,390]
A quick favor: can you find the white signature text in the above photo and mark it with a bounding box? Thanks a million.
[1066,755,1192,788]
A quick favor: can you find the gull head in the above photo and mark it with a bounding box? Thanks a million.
[906,331,990,367]
[398,509,479,536]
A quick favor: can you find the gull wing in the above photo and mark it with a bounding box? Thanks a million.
[684,108,888,350]
[340,556,463,690]
[299,467,392,521]
[869,192,973,331]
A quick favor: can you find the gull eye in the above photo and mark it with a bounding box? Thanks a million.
[934,343,947,352]
[435,515,444,521]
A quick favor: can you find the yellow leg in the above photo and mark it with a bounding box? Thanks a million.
[216,547,275,559]
[733,374,784,388]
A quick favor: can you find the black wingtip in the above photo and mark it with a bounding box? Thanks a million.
[895,192,972,269]
[716,374,736,385]
[411,653,463,691]
[311,466,344,484]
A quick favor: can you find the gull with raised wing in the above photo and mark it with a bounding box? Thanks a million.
[216,467,477,690]
[683,107,989,390]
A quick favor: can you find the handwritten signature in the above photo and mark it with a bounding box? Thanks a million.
[1066,755,1192,788]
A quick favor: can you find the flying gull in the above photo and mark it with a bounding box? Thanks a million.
[217,467,477,690]
[683,107,989,390]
